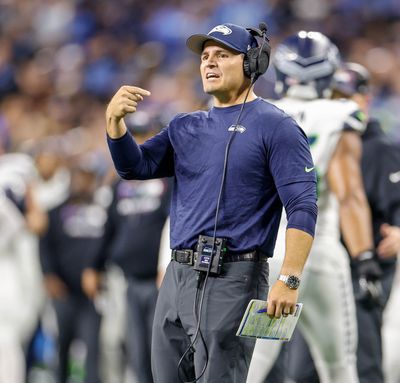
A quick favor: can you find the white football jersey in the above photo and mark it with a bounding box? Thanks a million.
[271,97,365,238]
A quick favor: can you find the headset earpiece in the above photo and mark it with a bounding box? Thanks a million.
[243,23,271,81]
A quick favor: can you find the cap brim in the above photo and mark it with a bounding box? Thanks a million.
[186,34,242,55]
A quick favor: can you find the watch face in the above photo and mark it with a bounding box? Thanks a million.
[287,275,300,289]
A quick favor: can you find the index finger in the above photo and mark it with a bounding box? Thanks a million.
[123,85,151,96]
[267,301,276,317]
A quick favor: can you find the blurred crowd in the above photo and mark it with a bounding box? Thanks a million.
[0,0,400,383]
[0,0,399,155]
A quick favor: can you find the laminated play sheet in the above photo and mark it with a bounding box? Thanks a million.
[236,299,303,341]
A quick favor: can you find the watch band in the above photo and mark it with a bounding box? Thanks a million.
[278,275,289,283]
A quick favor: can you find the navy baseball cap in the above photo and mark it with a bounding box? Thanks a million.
[186,23,257,55]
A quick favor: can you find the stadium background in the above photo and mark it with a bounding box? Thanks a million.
[0,0,399,156]
[1,1,400,382]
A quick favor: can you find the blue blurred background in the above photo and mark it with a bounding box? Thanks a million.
[0,0,399,155]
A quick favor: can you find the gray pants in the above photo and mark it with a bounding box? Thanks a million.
[152,259,269,383]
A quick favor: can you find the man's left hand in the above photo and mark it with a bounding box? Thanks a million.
[266,280,298,318]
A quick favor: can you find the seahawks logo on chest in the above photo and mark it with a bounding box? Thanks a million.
[228,124,247,133]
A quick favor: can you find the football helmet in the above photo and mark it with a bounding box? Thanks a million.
[332,62,370,97]
[273,31,341,98]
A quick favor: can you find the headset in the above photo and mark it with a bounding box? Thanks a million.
[243,22,271,82]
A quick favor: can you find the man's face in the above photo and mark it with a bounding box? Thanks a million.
[200,41,246,97]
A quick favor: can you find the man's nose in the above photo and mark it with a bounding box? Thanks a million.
[205,56,217,67]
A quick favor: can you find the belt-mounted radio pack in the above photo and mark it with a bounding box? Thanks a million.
[193,235,227,275]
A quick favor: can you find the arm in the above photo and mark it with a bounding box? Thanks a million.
[266,118,318,318]
[106,85,174,179]
[267,227,314,318]
[328,131,383,300]
[327,131,374,257]
[267,181,317,318]
[82,186,117,299]
[39,213,68,299]
[24,183,48,236]
[106,85,151,139]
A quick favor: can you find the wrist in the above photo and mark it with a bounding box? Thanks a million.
[356,249,374,262]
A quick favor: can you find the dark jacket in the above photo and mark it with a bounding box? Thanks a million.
[94,178,171,279]
[361,119,400,263]
[39,200,107,295]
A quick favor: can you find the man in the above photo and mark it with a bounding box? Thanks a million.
[39,156,106,383]
[248,32,377,383]
[105,23,318,382]
[280,62,400,383]
[334,62,400,383]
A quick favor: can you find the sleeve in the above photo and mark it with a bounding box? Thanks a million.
[0,193,25,251]
[277,181,318,237]
[268,117,317,187]
[268,117,318,236]
[107,126,174,180]
[342,109,367,134]
[91,185,119,270]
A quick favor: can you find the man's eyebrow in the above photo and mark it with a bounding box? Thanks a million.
[201,49,230,56]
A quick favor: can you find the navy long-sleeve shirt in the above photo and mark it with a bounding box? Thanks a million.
[108,98,317,255]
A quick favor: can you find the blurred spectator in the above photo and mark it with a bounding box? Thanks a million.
[335,63,400,383]
[39,154,107,383]
[0,147,45,383]
[83,113,170,383]
[0,0,397,153]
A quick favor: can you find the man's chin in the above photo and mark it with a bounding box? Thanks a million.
[203,87,217,95]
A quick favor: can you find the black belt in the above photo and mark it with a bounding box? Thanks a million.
[171,249,268,265]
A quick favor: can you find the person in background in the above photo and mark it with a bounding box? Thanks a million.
[277,62,400,383]
[0,124,46,383]
[83,111,171,383]
[39,154,107,383]
[249,33,375,383]
[334,62,400,383]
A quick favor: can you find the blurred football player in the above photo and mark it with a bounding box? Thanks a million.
[248,32,377,383]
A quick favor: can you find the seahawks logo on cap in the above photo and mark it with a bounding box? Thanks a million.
[208,25,232,36]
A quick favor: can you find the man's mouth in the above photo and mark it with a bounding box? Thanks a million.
[206,73,220,80]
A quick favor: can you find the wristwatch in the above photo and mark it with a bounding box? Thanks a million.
[278,274,300,290]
